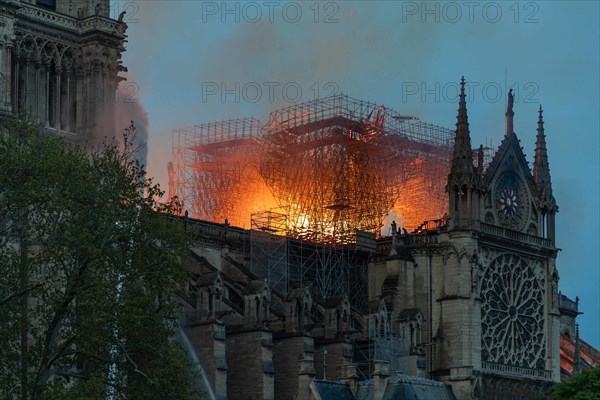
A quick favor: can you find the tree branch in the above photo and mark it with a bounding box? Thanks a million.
[114,339,156,386]
[0,283,43,306]
[33,259,91,388]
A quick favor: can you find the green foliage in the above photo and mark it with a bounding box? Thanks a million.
[0,117,193,399]
[548,367,600,400]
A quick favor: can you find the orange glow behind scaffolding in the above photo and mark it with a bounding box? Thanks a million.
[172,95,458,242]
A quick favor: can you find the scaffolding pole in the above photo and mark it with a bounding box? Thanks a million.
[172,94,467,242]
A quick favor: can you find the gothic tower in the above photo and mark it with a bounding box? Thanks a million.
[533,105,558,243]
[0,0,127,144]
[447,76,485,228]
[470,87,561,398]
[370,80,561,399]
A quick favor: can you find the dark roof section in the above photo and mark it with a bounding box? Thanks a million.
[355,380,373,400]
[312,380,354,400]
[384,374,457,400]
[356,374,457,400]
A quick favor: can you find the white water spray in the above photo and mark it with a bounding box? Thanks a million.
[176,327,217,400]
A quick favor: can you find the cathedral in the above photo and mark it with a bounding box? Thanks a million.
[0,0,127,144]
[1,1,597,399]
[177,81,583,400]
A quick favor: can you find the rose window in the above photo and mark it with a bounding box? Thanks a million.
[494,172,528,230]
[480,254,546,369]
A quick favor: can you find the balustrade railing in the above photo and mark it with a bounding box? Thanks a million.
[185,218,249,243]
[481,361,552,380]
[18,4,126,36]
[406,235,439,245]
[558,296,579,314]
[480,222,553,248]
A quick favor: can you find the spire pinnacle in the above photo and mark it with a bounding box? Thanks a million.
[505,89,514,136]
[457,76,468,125]
[533,105,555,211]
[450,76,476,182]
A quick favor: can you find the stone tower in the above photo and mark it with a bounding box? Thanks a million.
[0,0,127,144]
[446,76,485,229]
[370,80,561,399]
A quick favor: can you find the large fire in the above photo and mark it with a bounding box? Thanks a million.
[171,95,455,243]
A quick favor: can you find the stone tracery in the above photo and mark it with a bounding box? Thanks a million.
[480,254,546,369]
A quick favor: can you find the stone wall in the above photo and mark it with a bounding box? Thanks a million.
[313,341,353,381]
[273,334,315,400]
[226,328,274,400]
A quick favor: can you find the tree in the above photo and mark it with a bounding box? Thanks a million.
[547,367,600,400]
[0,117,194,399]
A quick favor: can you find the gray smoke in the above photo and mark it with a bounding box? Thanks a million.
[114,83,149,170]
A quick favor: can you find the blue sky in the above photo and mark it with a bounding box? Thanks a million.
[116,1,599,348]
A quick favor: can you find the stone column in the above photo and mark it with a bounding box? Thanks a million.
[65,72,70,132]
[23,59,28,111]
[297,343,316,400]
[226,328,274,400]
[75,68,84,136]
[44,64,50,126]
[34,63,40,122]
[314,341,353,381]
[339,364,359,395]
[13,56,19,113]
[273,334,315,400]
[183,322,228,400]
[55,68,61,134]
[1,44,14,113]
[0,43,4,112]
[466,189,472,226]
[547,211,556,244]
[373,360,389,400]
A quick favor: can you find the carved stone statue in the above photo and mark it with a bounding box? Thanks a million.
[507,89,514,114]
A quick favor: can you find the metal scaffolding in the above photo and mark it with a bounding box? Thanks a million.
[261,94,455,240]
[249,208,370,308]
[250,208,289,295]
[172,94,458,243]
[172,118,276,228]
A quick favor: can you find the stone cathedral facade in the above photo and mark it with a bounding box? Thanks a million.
[1,2,589,399]
[179,81,571,400]
[368,81,561,399]
[0,0,127,144]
